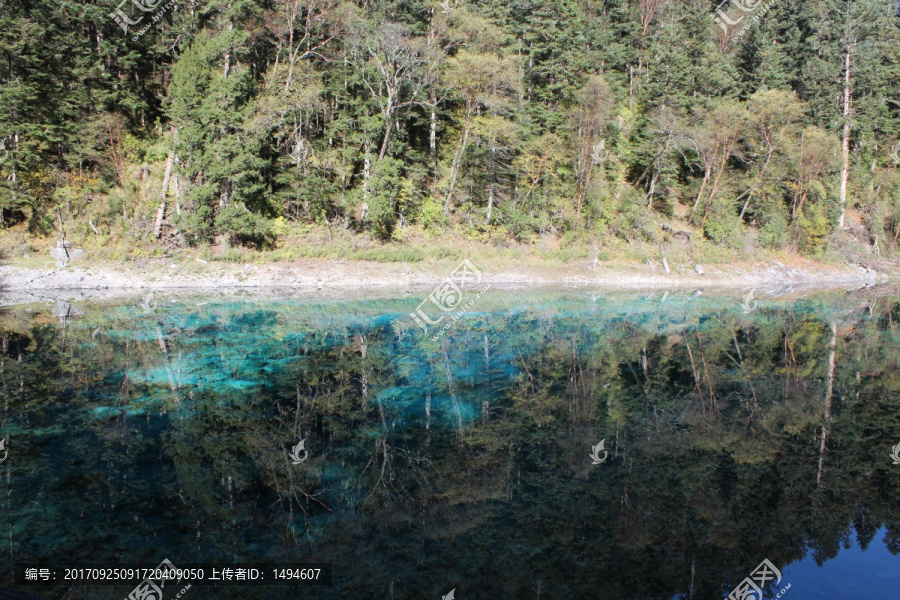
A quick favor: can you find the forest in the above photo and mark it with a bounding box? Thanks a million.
[1,0,900,260]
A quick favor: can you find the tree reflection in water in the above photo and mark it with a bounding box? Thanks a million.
[0,288,899,599]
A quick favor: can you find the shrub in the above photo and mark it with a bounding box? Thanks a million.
[215,203,273,248]
[704,201,741,247]
[367,158,404,241]
[416,195,445,229]
[759,210,789,250]
[611,188,655,242]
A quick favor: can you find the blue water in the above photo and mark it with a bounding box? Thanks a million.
[786,528,900,599]
[0,288,898,599]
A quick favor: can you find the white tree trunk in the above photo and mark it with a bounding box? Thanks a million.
[444,117,470,214]
[154,202,166,238]
[817,321,837,489]
[838,50,852,229]
[160,150,174,198]
[173,173,182,215]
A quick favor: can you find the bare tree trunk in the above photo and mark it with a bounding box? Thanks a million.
[739,148,773,219]
[824,321,836,421]
[444,115,470,214]
[485,146,496,225]
[430,105,438,190]
[575,135,595,217]
[688,557,695,600]
[154,202,166,239]
[689,164,711,222]
[7,133,17,185]
[685,338,704,413]
[701,150,732,231]
[738,190,754,220]
[173,174,182,215]
[838,50,851,229]
[696,329,718,415]
[429,91,438,166]
[160,150,174,198]
[362,140,372,201]
[442,347,465,443]
[156,325,180,403]
[817,321,837,490]
[378,115,393,162]
[647,170,658,208]
[358,335,369,406]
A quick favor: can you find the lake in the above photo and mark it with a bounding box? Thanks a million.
[0,286,899,599]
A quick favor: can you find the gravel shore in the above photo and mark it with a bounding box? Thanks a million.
[0,255,890,306]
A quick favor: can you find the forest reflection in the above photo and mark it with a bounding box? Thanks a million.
[1,288,899,599]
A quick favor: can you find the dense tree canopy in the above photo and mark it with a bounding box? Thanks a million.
[1,0,900,255]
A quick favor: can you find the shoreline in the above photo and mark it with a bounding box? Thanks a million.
[1,257,892,305]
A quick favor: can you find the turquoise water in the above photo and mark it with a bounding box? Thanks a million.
[0,288,899,599]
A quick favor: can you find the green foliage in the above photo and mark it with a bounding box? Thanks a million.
[367,158,405,240]
[611,188,656,242]
[415,195,445,229]
[795,199,832,252]
[178,205,217,244]
[759,210,790,250]
[215,203,274,248]
[705,201,741,247]
[1,0,899,261]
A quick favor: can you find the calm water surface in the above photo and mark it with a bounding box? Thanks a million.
[1,288,899,599]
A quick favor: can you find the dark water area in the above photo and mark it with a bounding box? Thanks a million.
[0,287,899,599]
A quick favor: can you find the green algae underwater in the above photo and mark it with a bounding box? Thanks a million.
[0,287,899,600]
